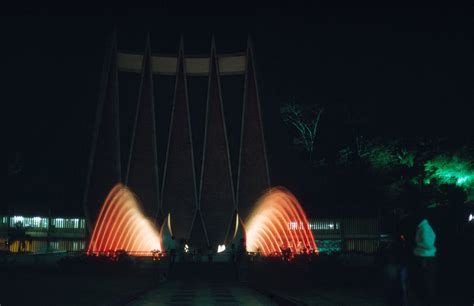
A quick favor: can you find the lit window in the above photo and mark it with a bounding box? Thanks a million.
[11,216,24,227]
[50,241,59,250]
[52,218,64,228]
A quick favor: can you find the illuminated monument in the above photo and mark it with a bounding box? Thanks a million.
[84,33,272,251]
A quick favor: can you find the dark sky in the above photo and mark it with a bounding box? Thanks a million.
[4,6,474,215]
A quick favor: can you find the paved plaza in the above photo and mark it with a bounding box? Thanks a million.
[128,281,275,306]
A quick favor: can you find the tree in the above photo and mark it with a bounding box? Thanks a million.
[280,102,324,161]
[424,154,474,191]
[337,138,416,171]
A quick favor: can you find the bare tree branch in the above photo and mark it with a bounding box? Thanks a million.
[281,102,324,161]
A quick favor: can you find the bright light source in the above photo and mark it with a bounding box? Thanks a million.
[184,244,189,253]
[469,214,473,222]
[217,245,226,253]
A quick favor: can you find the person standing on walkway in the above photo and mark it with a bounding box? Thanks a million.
[236,238,247,281]
[207,245,214,263]
[229,243,236,263]
[167,235,177,270]
[412,210,437,306]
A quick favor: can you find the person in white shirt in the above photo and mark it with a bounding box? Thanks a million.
[412,214,437,306]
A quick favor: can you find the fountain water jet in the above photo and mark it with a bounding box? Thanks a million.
[87,184,162,256]
[244,187,317,256]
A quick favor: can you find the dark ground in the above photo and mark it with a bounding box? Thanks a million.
[0,253,471,306]
[0,264,157,305]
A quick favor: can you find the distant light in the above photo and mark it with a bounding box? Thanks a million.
[288,221,298,230]
[13,216,24,222]
[469,214,473,222]
[217,245,226,253]
[33,217,41,222]
[184,244,189,253]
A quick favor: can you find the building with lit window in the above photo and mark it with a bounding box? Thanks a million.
[0,213,384,254]
[0,215,86,253]
[290,217,383,254]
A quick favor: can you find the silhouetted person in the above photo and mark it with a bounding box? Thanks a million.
[436,185,468,304]
[236,238,246,281]
[177,239,186,262]
[196,247,202,262]
[237,238,246,263]
[377,240,395,304]
[378,235,410,306]
[255,247,262,262]
[207,245,214,263]
[397,215,412,306]
[229,243,236,263]
[189,246,198,262]
[167,235,177,270]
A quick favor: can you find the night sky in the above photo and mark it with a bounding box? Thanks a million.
[4,6,474,216]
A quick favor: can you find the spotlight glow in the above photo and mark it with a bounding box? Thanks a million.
[245,187,317,256]
[87,184,161,256]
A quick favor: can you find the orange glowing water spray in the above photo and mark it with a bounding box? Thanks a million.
[87,184,161,255]
[244,187,317,256]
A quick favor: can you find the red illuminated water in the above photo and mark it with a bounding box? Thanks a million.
[87,184,161,256]
[244,187,317,256]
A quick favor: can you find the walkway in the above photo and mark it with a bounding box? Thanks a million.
[128,281,275,306]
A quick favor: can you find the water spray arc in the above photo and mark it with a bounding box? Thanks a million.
[87,184,162,255]
[244,187,317,256]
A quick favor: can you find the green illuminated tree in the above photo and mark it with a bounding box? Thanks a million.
[424,154,474,190]
[337,138,416,171]
[280,102,324,161]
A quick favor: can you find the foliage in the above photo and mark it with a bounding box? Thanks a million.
[331,136,474,209]
[337,138,416,171]
[280,101,473,209]
[424,154,474,190]
[280,102,324,161]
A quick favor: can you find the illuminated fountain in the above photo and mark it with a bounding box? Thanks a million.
[87,184,161,256]
[87,184,315,257]
[244,187,317,256]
